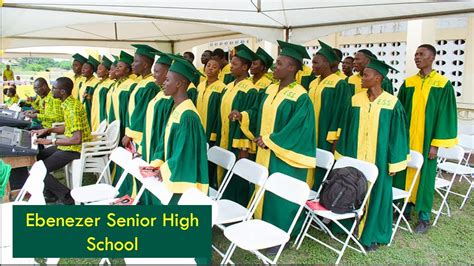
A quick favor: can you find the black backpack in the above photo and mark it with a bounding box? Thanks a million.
[319,167,368,214]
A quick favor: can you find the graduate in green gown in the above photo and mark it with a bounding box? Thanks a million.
[335,58,410,249]
[196,58,226,143]
[141,54,209,204]
[332,48,347,79]
[394,44,458,234]
[122,44,161,153]
[348,49,394,95]
[231,40,316,236]
[140,53,175,205]
[215,44,260,206]
[90,56,114,132]
[71,53,87,100]
[79,56,100,128]
[251,47,274,90]
[212,48,234,85]
[108,51,138,196]
[308,41,352,190]
[295,64,315,90]
[105,56,119,123]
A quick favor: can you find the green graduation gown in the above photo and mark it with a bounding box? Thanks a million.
[124,74,160,152]
[308,73,352,190]
[79,76,100,127]
[335,91,410,246]
[240,81,316,236]
[90,78,114,132]
[150,99,209,197]
[394,70,457,219]
[196,80,226,143]
[215,79,259,206]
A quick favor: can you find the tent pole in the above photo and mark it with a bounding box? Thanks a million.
[284,27,290,42]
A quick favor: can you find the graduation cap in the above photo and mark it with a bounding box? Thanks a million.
[255,47,274,69]
[366,57,399,78]
[119,51,134,66]
[72,53,87,64]
[358,49,377,59]
[85,56,100,72]
[234,44,258,62]
[101,56,113,70]
[132,44,159,60]
[316,40,340,64]
[277,40,310,63]
[168,54,204,83]
[112,55,119,66]
[151,50,173,66]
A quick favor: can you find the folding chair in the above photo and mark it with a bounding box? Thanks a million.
[207,146,236,199]
[65,120,120,189]
[122,188,217,265]
[221,173,310,265]
[457,134,474,186]
[309,148,335,200]
[213,158,268,258]
[71,146,136,205]
[1,161,48,265]
[434,146,474,222]
[389,150,423,245]
[295,156,378,264]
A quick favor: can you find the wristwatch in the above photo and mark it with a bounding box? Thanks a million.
[52,138,57,145]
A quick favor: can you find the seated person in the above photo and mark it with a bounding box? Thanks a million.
[32,77,92,204]
[24,78,64,128]
[4,87,19,107]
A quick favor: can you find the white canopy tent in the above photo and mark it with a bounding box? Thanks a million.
[1,0,474,53]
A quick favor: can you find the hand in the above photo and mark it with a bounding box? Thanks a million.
[34,138,52,145]
[24,112,37,119]
[238,149,249,159]
[255,136,267,149]
[429,145,438,160]
[139,166,162,181]
[31,128,49,137]
[228,110,242,122]
[122,135,132,147]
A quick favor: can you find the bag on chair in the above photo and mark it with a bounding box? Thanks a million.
[319,166,368,214]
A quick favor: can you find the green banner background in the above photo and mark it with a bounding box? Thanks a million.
[13,205,211,259]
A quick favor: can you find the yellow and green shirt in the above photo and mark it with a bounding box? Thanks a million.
[37,92,63,128]
[58,96,92,153]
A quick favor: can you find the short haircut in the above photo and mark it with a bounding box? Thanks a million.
[8,87,16,94]
[418,44,436,56]
[344,56,354,62]
[333,48,343,61]
[211,48,226,59]
[35,77,48,86]
[184,51,195,61]
[203,50,212,55]
[358,49,377,59]
[56,77,74,95]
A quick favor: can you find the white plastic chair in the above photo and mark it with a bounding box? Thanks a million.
[457,134,474,183]
[213,158,268,258]
[1,161,48,265]
[434,146,474,222]
[309,148,335,200]
[123,188,217,265]
[221,173,310,265]
[207,146,236,199]
[389,150,423,245]
[65,120,120,189]
[295,156,379,264]
[91,120,108,140]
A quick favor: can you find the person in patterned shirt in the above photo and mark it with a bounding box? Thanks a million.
[32,77,92,205]
[24,78,64,128]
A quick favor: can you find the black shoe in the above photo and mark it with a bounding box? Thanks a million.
[365,243,378,252]
[415,220,430,234]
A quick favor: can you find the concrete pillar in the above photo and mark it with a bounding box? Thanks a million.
[405,19,436,76]
[460,17,474,108]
